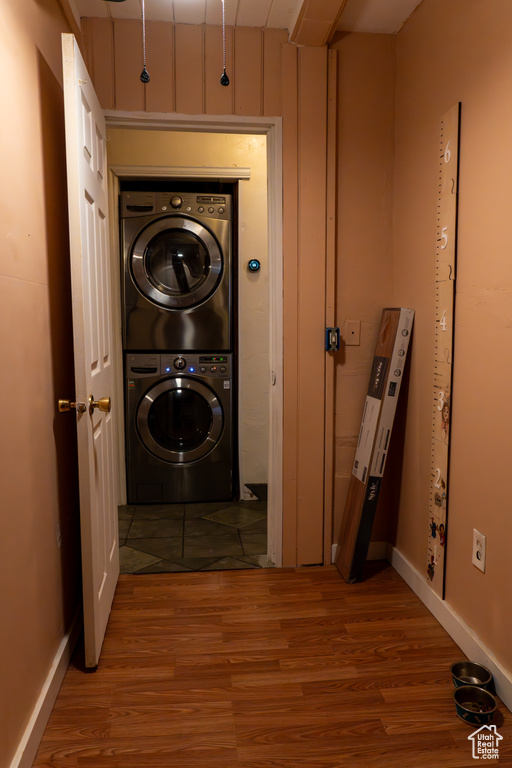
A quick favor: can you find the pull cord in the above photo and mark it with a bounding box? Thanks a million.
[220,0,229,86]
[140,0,150,83]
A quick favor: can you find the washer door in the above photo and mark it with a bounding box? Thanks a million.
[130,216,223,309]
[137,377,223,463]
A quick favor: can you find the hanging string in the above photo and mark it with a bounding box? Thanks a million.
[140,0,150,83]
[220,0,229,86]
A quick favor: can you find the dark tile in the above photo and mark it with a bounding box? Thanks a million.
[184,518,236,538]
[169,556,223,570]
[238,554,274,568]
[118,505,136,520]
[119,546,161,574]
[132,504,185,520]
[240,532,267,556]
[135,559,192,574]
[184,502,233,519]
[128,518,183,539]
[203,505,266,529]
[241,516,267,534]
[184,533,243,559]
[200,557,259,571]
[118,519,132,544]
[126,537,183,561]
[232,500,267,514]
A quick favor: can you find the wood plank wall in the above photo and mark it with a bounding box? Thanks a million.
[81,20,287,116]
[80,19,330,567]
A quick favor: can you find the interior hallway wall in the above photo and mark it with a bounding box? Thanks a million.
[82,18,330,566]
[107,129,270,495]
[330,32,396,545]
[0,1,81,766]
[393,0,512,674]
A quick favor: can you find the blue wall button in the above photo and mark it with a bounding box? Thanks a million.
[248,259,261,272]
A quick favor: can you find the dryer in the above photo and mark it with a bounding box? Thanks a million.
[125,352,234,504]
[121,191,233,352]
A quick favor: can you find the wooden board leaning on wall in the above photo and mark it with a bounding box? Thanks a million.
[335,307,414,583]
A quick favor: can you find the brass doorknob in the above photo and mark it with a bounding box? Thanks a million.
[88,395,111,414]
[58,399,87,414]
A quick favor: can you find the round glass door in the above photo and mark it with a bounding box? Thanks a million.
[136,377,223,463]
[131,217,223,309]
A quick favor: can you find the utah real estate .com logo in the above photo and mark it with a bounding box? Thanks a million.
[468,725,503,760]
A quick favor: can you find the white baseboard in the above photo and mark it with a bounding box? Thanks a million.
[331,541,387,564]
[9,609,82,768]
[389,545,512,713]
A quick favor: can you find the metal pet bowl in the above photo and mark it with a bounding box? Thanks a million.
[451,660,493,691]
[453,685,497,726]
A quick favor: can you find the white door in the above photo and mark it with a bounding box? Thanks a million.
[61,33,119,668]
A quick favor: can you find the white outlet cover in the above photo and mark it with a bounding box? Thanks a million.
[472,529,486,573]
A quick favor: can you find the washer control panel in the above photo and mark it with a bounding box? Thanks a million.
[161,354,231,378]
[121,191,232,221]
[157,193,231,220]
[126,353,231,379]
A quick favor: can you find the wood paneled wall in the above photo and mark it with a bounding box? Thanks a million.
[81,20,288,116]
[80,19,330,566]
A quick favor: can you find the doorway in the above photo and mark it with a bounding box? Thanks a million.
[104,115,284,569]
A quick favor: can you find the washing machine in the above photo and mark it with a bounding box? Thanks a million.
[125,352,234,504]
[121,190,233,352]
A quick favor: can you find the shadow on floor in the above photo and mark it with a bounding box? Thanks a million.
[119,498,273,574]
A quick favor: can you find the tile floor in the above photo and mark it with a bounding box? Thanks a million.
[119,499,273,574]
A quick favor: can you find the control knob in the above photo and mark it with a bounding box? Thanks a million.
[170,196,182,209]
[174,357,186,370]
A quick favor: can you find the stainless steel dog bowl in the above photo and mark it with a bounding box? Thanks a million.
[453,685,497,725]
[451,660,493,691]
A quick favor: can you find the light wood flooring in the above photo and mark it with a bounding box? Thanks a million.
[34,563,512,767]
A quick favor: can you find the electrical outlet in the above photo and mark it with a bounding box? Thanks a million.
[472,529,486,573]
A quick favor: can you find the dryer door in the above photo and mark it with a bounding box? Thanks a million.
[130,217,223,309]
[136,377,223,463]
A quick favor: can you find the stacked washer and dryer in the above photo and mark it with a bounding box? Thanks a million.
[121,190,235,504]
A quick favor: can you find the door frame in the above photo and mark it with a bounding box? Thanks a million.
[105,111,284,567]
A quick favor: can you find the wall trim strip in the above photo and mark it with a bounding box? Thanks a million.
[389,545,512,713]
[9,611,82,768]
[109,165,251,180]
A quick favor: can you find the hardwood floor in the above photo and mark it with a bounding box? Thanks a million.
[34,563,512,767]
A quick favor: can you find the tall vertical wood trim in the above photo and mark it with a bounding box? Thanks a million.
[281,42,299,566]
[145,21,174,114]
[204,25,234,115]
[80,17,92,74]
[85,18,115,111]
[263,29,288,117]
[234,27,263,116]
[296,45,328,565]
[323,48,338,564]
[174,24,205,114]
[113,20,145,112]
